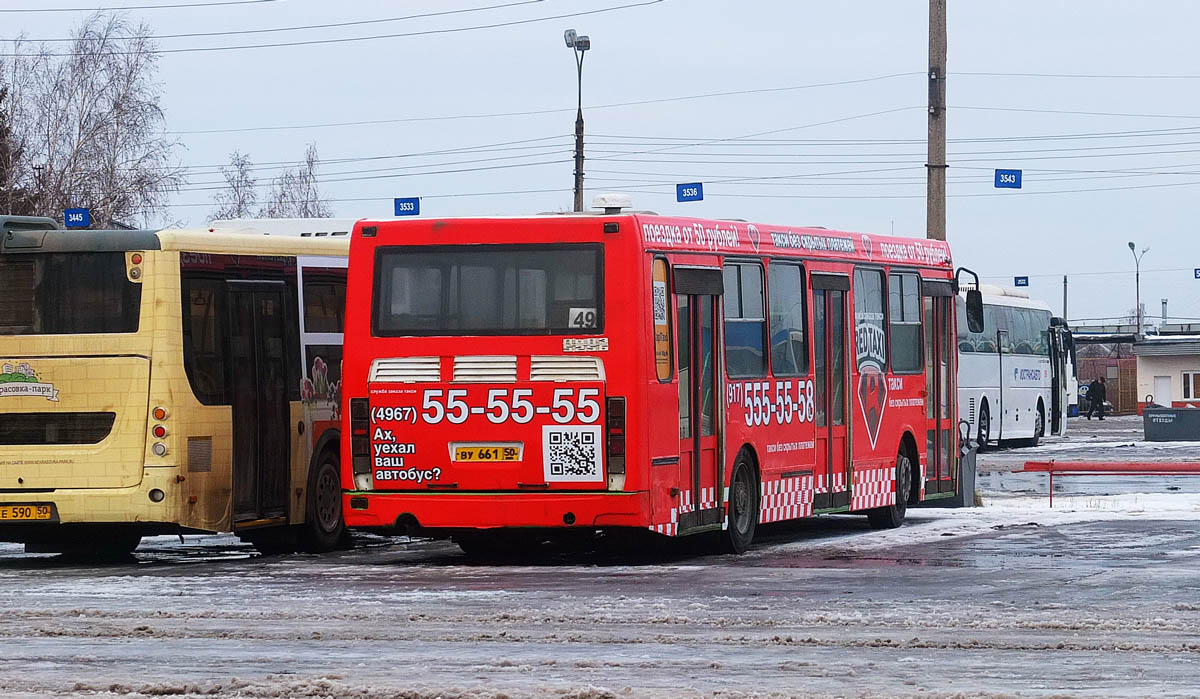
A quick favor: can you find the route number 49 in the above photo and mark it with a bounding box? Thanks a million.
[569,307,598,329]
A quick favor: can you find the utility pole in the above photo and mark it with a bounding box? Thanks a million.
[565,30,591,213]
[1128,241,1148,337]
[1062,275,1068,319]
[926,0,947,241]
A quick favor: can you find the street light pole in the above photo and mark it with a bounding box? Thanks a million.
[1128,241,1149,336]
[565,29,591,213]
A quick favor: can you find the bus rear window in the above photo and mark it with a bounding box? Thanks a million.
[373,245,603,336]
[0,252,141,335]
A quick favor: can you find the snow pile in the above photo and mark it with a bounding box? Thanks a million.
[752,492,1200,556]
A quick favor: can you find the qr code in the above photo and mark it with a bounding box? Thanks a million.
[543,425,603,482]
[652,280,668,324]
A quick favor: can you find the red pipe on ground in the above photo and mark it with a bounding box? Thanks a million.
[1020,461,1200,507]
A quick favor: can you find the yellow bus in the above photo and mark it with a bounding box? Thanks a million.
[0,215,352,556]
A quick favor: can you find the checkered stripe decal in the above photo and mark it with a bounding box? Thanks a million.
[650,486,721,536]
[850,465,896,511]
[813,470,847,495]
[676,487,718,515]
[649,504,678,536]
[759,473,814,524]
[919,458,927,500]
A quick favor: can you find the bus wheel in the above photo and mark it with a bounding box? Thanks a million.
[301,451,346,553]
[1029,404,1045,447]
[723,456,759,554]
[976,402,991,451]
[868,447,912,529]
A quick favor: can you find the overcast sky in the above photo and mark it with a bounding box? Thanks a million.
[6,0,1200,325]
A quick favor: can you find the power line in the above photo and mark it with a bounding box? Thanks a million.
[169,186,573,209]
[0,0,276,12]
[602,177,1200,200]
[981,268,1196,280]
[0,0,665,57]
[169,73,920,135]
[132,135,570,175]
[954,105,1200,121]
[12,0,545,42]
[590,106,925,162]
[593,125,1200,145]
[179,154,572,191]
[956,71,1200,80]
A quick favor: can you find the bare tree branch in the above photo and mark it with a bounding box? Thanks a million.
[260,142,331,219]
[0,12,183,226]
[209,150,257,220]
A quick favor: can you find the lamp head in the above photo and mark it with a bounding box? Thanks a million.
[1128,241,1136,251]
[564,29,577,48]
[576,35,590,51]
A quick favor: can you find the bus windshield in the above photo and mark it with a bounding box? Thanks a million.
[372,244,603,336]
[0,252,141,335]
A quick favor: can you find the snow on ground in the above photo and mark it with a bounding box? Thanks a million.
[0,418,1198,697]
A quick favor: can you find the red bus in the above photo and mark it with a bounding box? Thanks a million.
[341,207,980,553]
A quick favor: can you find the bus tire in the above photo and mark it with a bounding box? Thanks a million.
[301,449,346,553]
[723,455,759,554]
[1028,403,1045,447]
[976,401,991,451]
[868,447,912,529]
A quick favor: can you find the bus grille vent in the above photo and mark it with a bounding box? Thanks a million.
[530,356,605,382]
[453,356,517,382]
[968,398,976,423]
[370,356,441,382]
[187,437,213,473]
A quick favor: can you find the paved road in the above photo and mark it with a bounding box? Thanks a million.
[1,416,1198,698]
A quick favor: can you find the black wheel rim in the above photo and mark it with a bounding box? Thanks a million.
[979,408,989,443]
[896,453,911,512]
[732,468,752,534]
[315,463,341,533]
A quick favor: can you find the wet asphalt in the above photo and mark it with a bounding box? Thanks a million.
[0,415,1198,697]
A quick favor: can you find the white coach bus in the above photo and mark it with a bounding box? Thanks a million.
[956,286,1072,448]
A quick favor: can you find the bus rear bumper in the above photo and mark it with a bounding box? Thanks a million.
[0,470,183,534]
[343,491,650,531]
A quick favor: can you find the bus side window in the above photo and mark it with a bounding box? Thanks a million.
[723,262,767,378]
[888,272,922,372]
[853,267,887,372]
[652,258,672,382]
[768,262,807,376]
[181,276,230,406]
[302,268,347,334]
[955,297,975,353]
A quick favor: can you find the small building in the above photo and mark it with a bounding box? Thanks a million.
[1073,325,1138,414]
[1133,323,1200,412]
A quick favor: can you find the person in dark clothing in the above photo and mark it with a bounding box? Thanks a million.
[1086,377,1107,420]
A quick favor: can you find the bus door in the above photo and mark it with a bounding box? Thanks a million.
[924,293,957,495]
[812,275,850,509]
[228,281,292,525]
[996,328,1009,442]
[1048,326,1067,435]
[675,267,723,531]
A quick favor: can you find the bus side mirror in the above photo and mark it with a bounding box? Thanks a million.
[966,289,984,334]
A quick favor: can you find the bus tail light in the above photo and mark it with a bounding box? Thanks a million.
[606,396,626,475]
[350,398,372,488]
